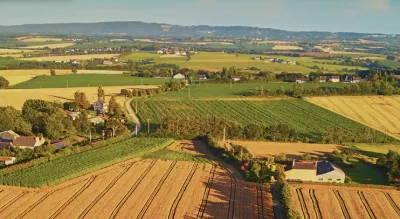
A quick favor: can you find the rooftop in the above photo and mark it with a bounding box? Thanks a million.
[292,160,317,170]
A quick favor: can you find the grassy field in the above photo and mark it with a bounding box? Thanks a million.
[0,138,173,187]
[11,74,169,89]
[135,99,392,141]
[122,52,366,73]
[154,82,347,99]
[0,58,31,67]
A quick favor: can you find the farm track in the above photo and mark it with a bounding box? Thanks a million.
[357,191,377,219]
[168,163,199,219]
[332,190,351,219]
[16,192,56,219]
[327,99,349,118]
[361,99,395,133]
[222,166,237,219]
[383,192,400,217]
[136,161,178,219]
[309,189,322,219]
[339,99,366,123]
[256,185,265,219]
[0,191,27,213]
[48,176,97,219]
[108,160,157,219]
[296,188,310,219]
[197,164,217,219]
[77,161,136,219]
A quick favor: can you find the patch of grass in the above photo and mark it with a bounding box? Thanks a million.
[11,74,170,89]
[345,158,389,185]
[0,58,32,67]
[348,144,400,158]
[142,149,211,163]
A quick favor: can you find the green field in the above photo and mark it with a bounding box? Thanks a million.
[0,58,31,67]
[135,99,392,141]
[122,52,367,73]
[0,138,173,187]
[154,82,347,99]
[12,74,170,89]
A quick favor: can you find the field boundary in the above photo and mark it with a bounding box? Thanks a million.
[256,185,265,219]
[0,191,28,213]
[197,164,217,219]
[309,189,322,219]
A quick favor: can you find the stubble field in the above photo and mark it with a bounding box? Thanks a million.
[291,184,400,219]
[18,54,118,61]
[0,159,272,219]
[306,96,400,140]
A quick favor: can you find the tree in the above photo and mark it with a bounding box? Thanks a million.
[73,111,91,133]
[50,69,56,76]
[97,86,105,99]
[292,83,304,97]
[0,76,9,89]
[387,55,397,61]
[72,68,77,74]
[0,106,32,135]
[108,96,118,115]
[104,118,127,137]
[186,52,192,62]
[74,91,91,110]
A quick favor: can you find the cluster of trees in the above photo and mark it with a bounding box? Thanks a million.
[121,81,184,98]
[377,150,400,184]
[322,127,396,144]
[0,76,9,89]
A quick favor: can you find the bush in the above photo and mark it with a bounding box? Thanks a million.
[0,76,9,89]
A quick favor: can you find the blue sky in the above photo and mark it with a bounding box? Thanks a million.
[0,0,398,33]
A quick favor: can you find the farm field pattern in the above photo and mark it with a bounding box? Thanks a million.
[0,159,272,219]
[307,96,400,140]
[291,184,400,219]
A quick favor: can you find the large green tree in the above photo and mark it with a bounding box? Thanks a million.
[0,76,9,89]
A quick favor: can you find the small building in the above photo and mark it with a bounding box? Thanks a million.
[13,136,45,149]
[316,161,346,183]
[66,111,80,121]
[51,140,68,149]
[196,75,207,80]
[156,50,164,54]
[173,73,185,79]
[329,76,340,83]
[254,57,261,61]
[352,77,361,84]
[102,61,113,65]
[295,78,307,83]
[0,130,20,143]
[319,76,327,83]
[71,59,81,65]
[89,116,105,125]
[285,160,345,183]
[0,142,13,150]
[0,157,15,166]
[93,98,109,115]
[230,76,241,82]
[287,60,296,65]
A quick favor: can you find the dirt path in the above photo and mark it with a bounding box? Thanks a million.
[124,99,141,136]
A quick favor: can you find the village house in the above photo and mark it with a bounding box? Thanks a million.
[254,57,261,61]
[230,76,241,82]
[13,136,45,150]
[0,157,16,166]
[196,75,207,80]
[89,116,105,125]
[103,60,113,65]
[329,76,340,83]
[353,77,361,84]
[319,76,327,83]
[285,160,345,183]
[93,98,109,115]
[156,50,164,54]
[0,130,20,142]
[295,78,307,83]
[66,111,80,121]
[51,140,68,149]
[173,73,185,79]
[70,59,81,65]
[0,142,13,150]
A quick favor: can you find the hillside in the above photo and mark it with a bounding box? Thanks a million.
[0,21,378,39]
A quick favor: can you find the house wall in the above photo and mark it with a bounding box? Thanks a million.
[316,171,345,183]
[285,169,316,181]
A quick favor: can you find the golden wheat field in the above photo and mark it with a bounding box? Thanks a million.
[272,45,304,50]
[20,43,75,49]
[0,86,156,110]
[19,54,119,61]
[0,159,272,219]
[229,141,341,158]
[0,49,34,54]
[306,96,400,140]
[291,184,400,219]
[17,37,63,42]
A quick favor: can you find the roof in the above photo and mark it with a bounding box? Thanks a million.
[331,76,340,79]
[13,136,37,147]
[317,161,345,175]
[90,117,105,123]
[320,76,327,79]
[231,76,241,79]
[0,131,20,141]
[0,142,12,149]
[51,140,68,149]
[0,157,14,161]
[292,160,317,170]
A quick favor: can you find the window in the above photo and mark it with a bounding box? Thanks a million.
[318,178,323,181]
[328,179,332,181]
[337,179,341,181]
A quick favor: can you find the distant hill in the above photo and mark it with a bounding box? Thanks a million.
[0,21,386,39]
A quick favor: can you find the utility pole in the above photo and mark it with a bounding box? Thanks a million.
[135,124,138,136]
[135,99,138,114]
[261,86,264,96]
[89,129,92,143]
[147,119,150,135]
[223,127,226,143]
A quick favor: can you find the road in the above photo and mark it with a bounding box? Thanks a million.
[125,99,141,136]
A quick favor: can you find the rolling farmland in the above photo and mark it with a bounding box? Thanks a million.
[18,54,118,61]
[306,96,400,140]
[0,159,273,219]
[291,184,400,219]
[136,99,393,141]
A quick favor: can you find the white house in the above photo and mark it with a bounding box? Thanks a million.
[196,75,207,80]
[89,116,105,125]
[0,157,15,165]
[13,136,45,149]
[157,50,164,54]
[103,61,113,65]
[93,98,109,115]
[285,160,345,183]
[295,78,307,83]
[329,76,340,83]
[230,76,241,82]
[316,161,346,183]
[173,73,185,79]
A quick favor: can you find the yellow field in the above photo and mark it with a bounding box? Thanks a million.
[0,159,271,219]
[291,184,400,219]
[230,140,340,158]
[0,86,156,109]
[18,37,63,42]
[20,43,75,49]
[19,54,119,61]
[273,45,304,50]
[0,69,124,85]
[0,49,34,54]
[306,96,400,140]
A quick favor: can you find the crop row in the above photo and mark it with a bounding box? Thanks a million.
[0,138,173,187]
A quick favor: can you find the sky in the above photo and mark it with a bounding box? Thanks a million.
[0,0,399,34]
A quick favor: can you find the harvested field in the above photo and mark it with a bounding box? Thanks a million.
[18,37,63,42]
[0,49,33,54]
[0,159,270,219]
[20,43,75,49]
[273,45,304,50]
[291,184,400,219]
[230,140,341,158]
[19,54,118,61]
[0,85,157,110]
[306,96,400,140]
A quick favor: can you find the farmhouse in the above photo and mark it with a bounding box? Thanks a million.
[319,76,327,83]
[156,50,164,54]
[13,136,45,149]
[197,75,207,80]
[103,60,113,65]
[0,142,13,149]
[0,157,15,166]
[70,59,81,65]
[295,78,307,83]
[66,111,80,121]
[89,116,105,125]
[0,130,20,142]
[329,76,340,83]
[93,98,109,115]
[173,73,185,79]
[285,160,345,183]
[230,76,241,82]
